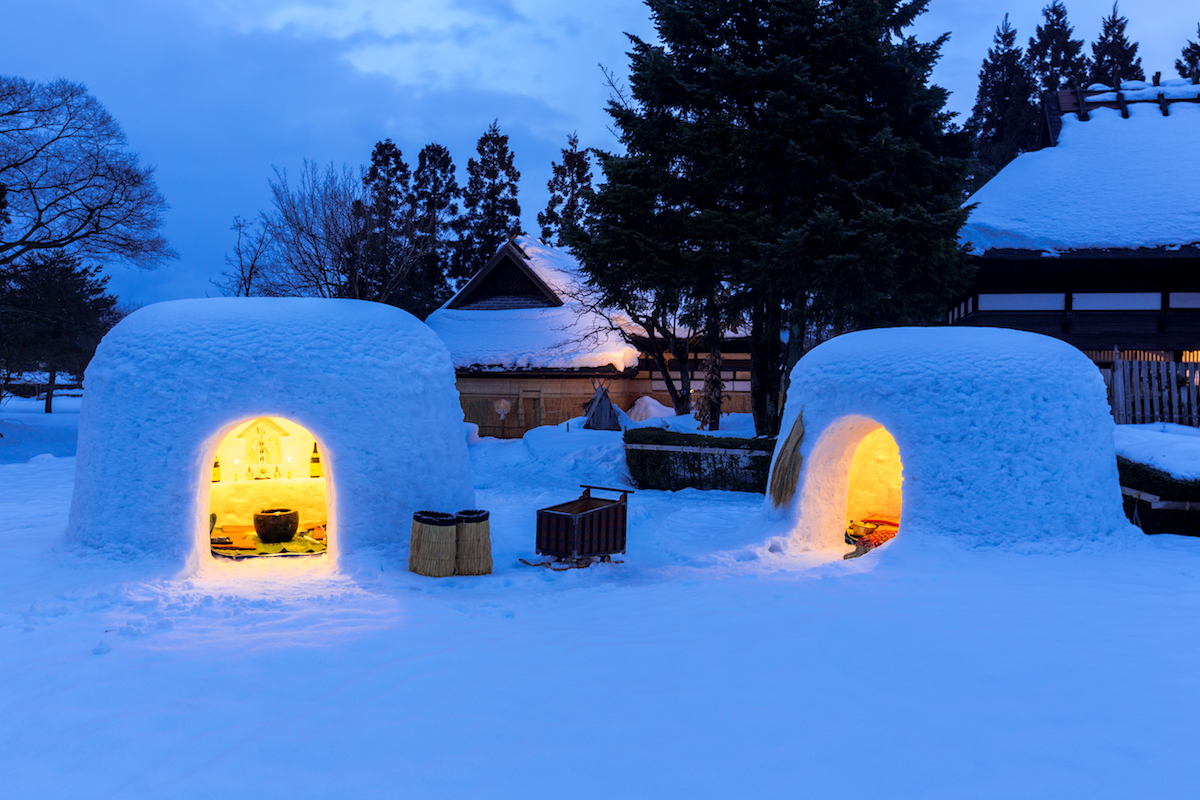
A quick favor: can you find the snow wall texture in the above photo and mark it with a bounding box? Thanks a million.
[66,298,475,570]
[769,327,1137,551]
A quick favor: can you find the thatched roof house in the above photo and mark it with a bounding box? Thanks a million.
[954,78,1200,363]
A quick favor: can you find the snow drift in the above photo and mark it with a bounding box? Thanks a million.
[769,327,1136,550]
[65,298,474,570]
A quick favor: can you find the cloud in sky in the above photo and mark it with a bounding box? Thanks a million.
[205,0,654,125]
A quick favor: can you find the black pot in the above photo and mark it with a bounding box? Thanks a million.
[254,508,299,543]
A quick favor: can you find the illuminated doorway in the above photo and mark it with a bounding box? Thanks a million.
[843,425,902,557]
[207,416,329,559]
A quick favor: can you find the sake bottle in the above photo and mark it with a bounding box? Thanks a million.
[212,458,221,482]
[310,443,322,478]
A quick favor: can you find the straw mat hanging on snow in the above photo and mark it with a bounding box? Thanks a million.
[769,410,805,509]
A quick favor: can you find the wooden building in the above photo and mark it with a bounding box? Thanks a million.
[424,236,752,437]
[953,77,1200,365]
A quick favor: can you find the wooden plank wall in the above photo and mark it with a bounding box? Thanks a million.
[1111,359,1200,426]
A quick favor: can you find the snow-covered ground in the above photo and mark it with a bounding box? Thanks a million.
[2,402,1199,798]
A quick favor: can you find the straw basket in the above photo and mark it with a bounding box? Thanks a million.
[455,509,493,575]
[409,511,457,577]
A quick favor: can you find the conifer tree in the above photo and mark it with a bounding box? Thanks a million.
[403,143,461,317]
[1177,24,1200,80]
[969,15,1040,186]
[538,133,593,246]
[0,250,116,412]
[1023,1,1090,94]
[1088,2,1144,86]
[575,0,972,435]
[457,120,520,280]
[355,139,417,305]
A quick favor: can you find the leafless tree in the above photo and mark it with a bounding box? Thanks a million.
[259,160,364,298]
[0,76,174,268]
[212,215,274,297]
[560,280,701,415]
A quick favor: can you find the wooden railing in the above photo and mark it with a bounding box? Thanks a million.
[1111,358,1200,426]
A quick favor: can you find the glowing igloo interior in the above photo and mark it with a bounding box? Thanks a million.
[208,416,330,559]
[768,327,1136,553]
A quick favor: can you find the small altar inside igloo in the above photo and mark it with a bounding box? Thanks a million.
[65,298,474,572]
[768,327,1136,552]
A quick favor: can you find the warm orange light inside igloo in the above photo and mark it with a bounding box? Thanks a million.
[207,416,329,559]
[843,426,903,557]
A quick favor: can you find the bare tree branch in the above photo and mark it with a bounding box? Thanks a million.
[0,76,174,268]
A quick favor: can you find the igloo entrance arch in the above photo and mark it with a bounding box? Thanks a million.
[207,416,331,560]
[768,327,1136,552]
[66,298,475,573]
[774,414,904,553]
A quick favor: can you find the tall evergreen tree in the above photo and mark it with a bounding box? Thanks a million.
[574,0,972,436]
[354,139,416,305]
[1023,1,1090,94]
[457,121,520,280]
[1088,2,1144,86]
[404,143,461,317]
[969,15,1040,187]
[1177,24,1200,80]
[538,133,594,246]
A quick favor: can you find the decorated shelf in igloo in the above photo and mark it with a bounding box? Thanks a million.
[66,298,475,571]
[767,327,1136,553]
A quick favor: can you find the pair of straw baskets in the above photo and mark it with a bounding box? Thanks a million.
[409,509,492,577]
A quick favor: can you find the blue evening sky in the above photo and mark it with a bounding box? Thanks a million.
[4,1,1194,306]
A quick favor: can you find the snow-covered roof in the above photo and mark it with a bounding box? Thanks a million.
[961,83,1200,254]
[425,236,640,371]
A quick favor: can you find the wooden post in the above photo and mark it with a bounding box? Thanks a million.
[1158,92,1170,116]
[1074,86,1090,120]
[1190,362,1199,427]
[1148,361,1160,423]
[1153,71,1161,87]
[1168,361,1179,424]
[1116,91,1129,119]
[1139,360,1150,424]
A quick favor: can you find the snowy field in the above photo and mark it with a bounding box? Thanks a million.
[2,398,1199,798]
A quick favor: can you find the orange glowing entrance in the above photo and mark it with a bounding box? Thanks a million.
[207,416,329,559]
[843,426,902,558]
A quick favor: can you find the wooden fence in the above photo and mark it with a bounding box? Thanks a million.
[1110,359,1200,425]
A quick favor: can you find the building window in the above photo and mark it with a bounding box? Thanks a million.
[1169,293,1200,309]
[976,293,1065,311]
[1072,293,1160,310]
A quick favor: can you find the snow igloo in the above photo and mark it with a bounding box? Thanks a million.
[767,327,1134,552]
[65,298,474,572]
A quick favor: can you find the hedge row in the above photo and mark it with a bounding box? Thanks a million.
[623,427,776,493]
[1117,455,1200,535]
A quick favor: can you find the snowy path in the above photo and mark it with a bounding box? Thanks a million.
[2,422,1199,797]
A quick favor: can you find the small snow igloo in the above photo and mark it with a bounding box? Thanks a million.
[767,327,1133,551]
[66,298,474,571]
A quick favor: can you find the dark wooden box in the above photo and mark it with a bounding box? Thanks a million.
[536,485,629,559]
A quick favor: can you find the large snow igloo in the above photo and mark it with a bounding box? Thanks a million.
[767,327,1134,551]
[65,298,474,571]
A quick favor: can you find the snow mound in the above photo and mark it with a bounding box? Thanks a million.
[769,327,1136,551]
[961,102,1200,253]
[65,298,474,570]
[627,396,676,422]
[1113,423,1200,481]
